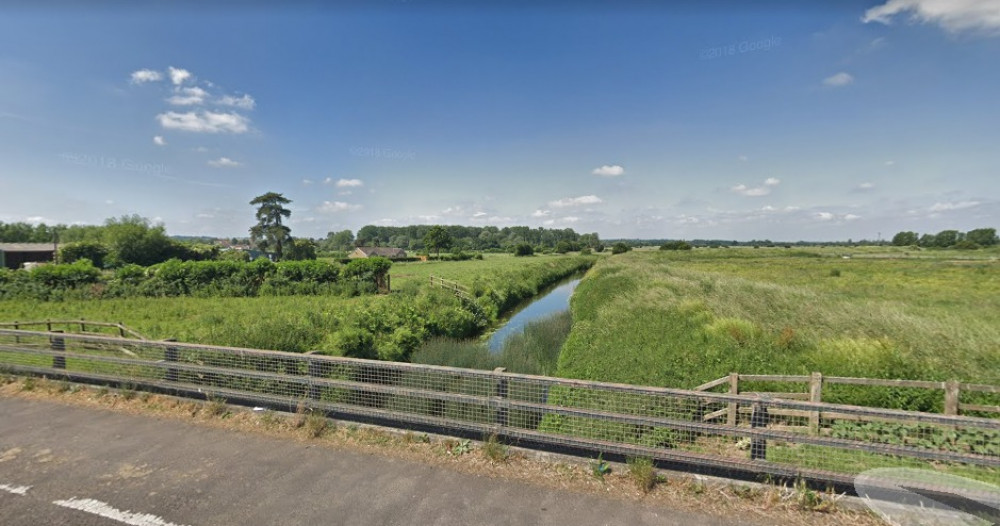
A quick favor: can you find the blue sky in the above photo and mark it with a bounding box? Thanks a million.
[1,1,998,240]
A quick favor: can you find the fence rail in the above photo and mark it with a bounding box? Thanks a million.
[429,275,473,301]
[0,319,147,340]
[0,328,997,497]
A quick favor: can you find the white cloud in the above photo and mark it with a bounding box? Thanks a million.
[885,160,896,166]
[562,216,581,223]
[335,178,364,188]
[815,212,835,221]
[218,94,256,110]
[929,200,980,212]
[168,67,191,85]
[823,72,854,87]
[592,164,625,177]
[207,157,241,168]
[194,146,209,153]
[130,69,162,84]
[856,182,876,191]
[548,195,603,208]
[531,209,551,218]
[167,86,208,106]
[844,214,862,221]
[157,111,250,133]
[738,155,749,162]
[318,201,362,213]
[731,178,780,197]
[152,135,166,146]
[302,179,314,185]
[862,0,1000,34]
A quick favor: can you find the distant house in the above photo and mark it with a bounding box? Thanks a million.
[0,243,56,270]
[349,247,407,259]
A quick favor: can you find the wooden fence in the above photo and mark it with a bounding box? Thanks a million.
[695,372,1000,433]
[0,319,147,340]
[428,275,473,301]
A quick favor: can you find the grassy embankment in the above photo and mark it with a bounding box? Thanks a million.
[0,254,594,362]
[556,246,1000,409]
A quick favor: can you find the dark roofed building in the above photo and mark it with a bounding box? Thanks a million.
[0,243,57,270]
[349,246,407,259]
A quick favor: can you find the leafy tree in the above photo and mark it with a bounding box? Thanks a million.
[322,229,355,252]
[891,231,918,247]
[285,238,317,261]
[611,242,631,255]
[423,225,452,258]
[513,243,534,256]
[965,228,998,246]
[660,240,692,251]
[103,215,176,267]
[918,233,937,248]
[249,192,292,261]
[59,241,109,267]
[934,230,960,248]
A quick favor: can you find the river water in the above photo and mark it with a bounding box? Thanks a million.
[487,277,582,352]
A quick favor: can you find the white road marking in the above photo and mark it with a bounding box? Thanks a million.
[0,483,31,495]
[52,497,192,526]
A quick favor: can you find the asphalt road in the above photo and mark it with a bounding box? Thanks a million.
[0,397,757,526]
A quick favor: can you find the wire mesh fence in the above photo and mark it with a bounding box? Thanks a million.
[1,328,997,494]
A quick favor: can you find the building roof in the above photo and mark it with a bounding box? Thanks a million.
[352,246,407,258]
[0,243,56,252]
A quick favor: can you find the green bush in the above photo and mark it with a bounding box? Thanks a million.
[611,242,631,255]
[513,244,534,257]
[60,241,109,268]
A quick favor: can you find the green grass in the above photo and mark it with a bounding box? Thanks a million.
[556,248,1000,410]
[0,254,594,361]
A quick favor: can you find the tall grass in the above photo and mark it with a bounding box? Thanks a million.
[412,310,572,375]
[556,250,1000,409]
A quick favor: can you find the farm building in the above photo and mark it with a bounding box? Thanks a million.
[0,243,56,270]
[349,246,407,259]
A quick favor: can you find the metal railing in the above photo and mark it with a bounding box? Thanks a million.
[1,328,997,495]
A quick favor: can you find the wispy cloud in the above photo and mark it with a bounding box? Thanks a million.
[853,182,876,192]
[218,94,256,110]
[207,157,241,168]
[823,72,854,87]
[549,195,603,208]
[592,164,625,177]
[318,201,362,213]
[168,66,191,85]
[732,178,780,197]
[167,86,208,106]
[929,200,980,212]
[531,209,551,218]
[862,0,1000,35]
[129,69,162,84]
[334,178,364,188]
[152,136,166,146]
[157,111,250,133]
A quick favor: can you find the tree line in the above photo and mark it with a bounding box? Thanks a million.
[891,228,997,249]
[318,224,602,253]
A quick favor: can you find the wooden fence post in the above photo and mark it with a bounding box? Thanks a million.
[50,330,65,370]
[944,380,960,415]
[163,339,178,382]
[809,372,823,434]
[118,322,125,338]
[727,373,739,426]
[494,367,509,428]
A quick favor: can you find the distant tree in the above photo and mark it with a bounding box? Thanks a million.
[103,215,176,267]
[660,240,692,251]
[285,238,317,260]
[952,240,981,250]
[59,241,109,268]
[918,233,937,248]
[934,230,960,248]
[554,240,572,254]
[611,242,631,255]
[423,225,452,258]
[891,231,918,247]
[594,244,605,253]
[249,192,292,261]
[965,228,998,247]
[513,243,534,257]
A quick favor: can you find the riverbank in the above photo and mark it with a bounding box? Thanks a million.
[555,247,1000,410]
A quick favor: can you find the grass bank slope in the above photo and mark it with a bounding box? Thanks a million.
[556,248,999,409]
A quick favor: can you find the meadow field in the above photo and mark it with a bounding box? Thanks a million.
[0,254,594,362]
[556,246,1000,409]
